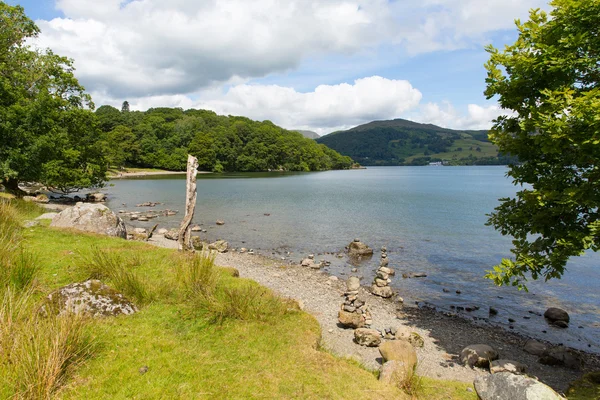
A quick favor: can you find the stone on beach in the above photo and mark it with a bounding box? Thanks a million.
[347,239,374,257]
[346,276,360,292]
[371,284,393,298]
[354,328,382,347]
[379,360,414,386]
[490,359,527,374]
[378,340,418,367]
[338,310,365,329]
[523,340,547,356]
[460,344,499,368]
[539,346,582,370]
[544,307,570,324]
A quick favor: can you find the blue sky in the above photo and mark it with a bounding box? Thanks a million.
[8,0,548,134]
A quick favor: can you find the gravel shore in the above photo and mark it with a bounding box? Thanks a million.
[148,235,600,393]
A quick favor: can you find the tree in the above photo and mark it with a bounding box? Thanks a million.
[484,0,600,289]
[0,3,106,194]
[121,100,130,113]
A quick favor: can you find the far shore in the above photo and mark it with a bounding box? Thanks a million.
[108,170,212,179]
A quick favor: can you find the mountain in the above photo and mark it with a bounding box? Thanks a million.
[294,130,320,139]
[316,118,516,166]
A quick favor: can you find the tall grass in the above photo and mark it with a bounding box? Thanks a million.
[79,247,154,306]
[177,251,219,299]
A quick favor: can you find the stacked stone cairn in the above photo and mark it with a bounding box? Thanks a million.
[371,247,395,298]
[338,276,372,328]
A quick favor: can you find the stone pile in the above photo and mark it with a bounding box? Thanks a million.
[371,247,394,298]
[338,276,372,328]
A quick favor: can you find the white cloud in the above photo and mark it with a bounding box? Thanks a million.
[32,0,548,98]
[418,101,508,130]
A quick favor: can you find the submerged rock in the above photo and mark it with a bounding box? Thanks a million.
[347,240,374,257]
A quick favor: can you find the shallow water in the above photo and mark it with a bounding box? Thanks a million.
[103,166,600,352]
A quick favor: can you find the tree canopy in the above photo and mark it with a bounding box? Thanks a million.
[0,3,106,194]
[96,107,354,172]
[484,0,600,288]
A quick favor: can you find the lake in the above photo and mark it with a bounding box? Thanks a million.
[103,166,600,352]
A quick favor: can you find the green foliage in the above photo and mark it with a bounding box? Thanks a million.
[96,107,353,172]
[316,118,512,166]
[0,3,106,194]
[484,0,600,288]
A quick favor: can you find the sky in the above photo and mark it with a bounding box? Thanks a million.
[8,0,550,135]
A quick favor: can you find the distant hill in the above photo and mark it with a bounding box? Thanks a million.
[316,118,516,166]
[294,130,320,139]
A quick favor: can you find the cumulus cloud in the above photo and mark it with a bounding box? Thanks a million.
[418,102,508,130]
[32,0,547,98]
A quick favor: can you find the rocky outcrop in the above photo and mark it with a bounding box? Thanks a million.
[347,238,373,257]
[42,280,137,317]
[474,372,565,400]
[371,248,394,298]
[460,344,499,368]
[50,202,127,238]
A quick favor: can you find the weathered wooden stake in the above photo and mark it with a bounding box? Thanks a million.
[178,155,199,251]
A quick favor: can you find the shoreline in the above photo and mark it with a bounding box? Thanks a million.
[108,171,212,179]
[144,233,600,392]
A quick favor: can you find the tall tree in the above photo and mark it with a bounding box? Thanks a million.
[0,3,106,194]
[121,100,130,113]
[484,0,600,289]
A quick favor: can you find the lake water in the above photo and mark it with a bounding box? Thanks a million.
[103,166,600,352]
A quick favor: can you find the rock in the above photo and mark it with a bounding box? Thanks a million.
[379,266,394,275]
[338,310,365,329]
[379,360,414,386]
[378,341,418,368]
[539,346,582,369]
[347,240,374,257]
[553,320,569,328]
[301,258,314,267]
[35,212,59,220]
[157,228,168,235]
[328,276,338,282]
[490,359,527,374]
[86,192,106,202]
[208,240,229,253]
[133,227,147,234]
[41,280,137,317]
[34,194,49,203]
[354,328,382,347]
[474,372,565,400]
[347,276,361,292]
[376,271,390,280]
[191,225,202,232]
[215,220,225,225]
[460,344,499,368]
[371,284,393,298]
[50,203,127,238]
[239,248,247,253]
[403,272,427,278]
[523,340,547,356]
[163,229,179,240]
[139,366,149,375]
[544,307,569,324]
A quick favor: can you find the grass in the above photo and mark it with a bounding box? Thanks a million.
[0,199,481,399]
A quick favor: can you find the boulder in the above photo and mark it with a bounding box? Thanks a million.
[338,310,365,329]
[42,280,137,317]
[474,372,565,400]
[379,360,414,386]
[191,225,202,232]
[378,341,418,371]
[490,359,527,374]
[394,327,424,348]
[544,307,569,324]
[208,240,229,253]
[216,220,225,225]
[347,240,374,257]
[460,344,499,368]
[354,328,381,347]
[34,194,49,203]
[347,276,361,292]
[157,228,168,235]
[50,203,127,238]
[301,258,314,267]
[539,346,582,369]
[163,229,179,240]
[371,284,394,298]
[523,340,547,356]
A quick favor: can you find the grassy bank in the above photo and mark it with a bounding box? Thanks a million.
[0,199,476,399]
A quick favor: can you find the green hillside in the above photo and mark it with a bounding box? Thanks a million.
[316,118,516,166]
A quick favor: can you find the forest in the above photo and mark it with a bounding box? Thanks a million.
[96,104,354,173]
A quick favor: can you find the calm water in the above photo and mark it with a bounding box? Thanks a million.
[103,166,600,352]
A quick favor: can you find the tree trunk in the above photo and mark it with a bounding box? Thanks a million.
[2,178,27,197]
[178,155,199,251]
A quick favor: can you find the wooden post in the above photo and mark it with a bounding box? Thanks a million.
[178,155,199,251]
